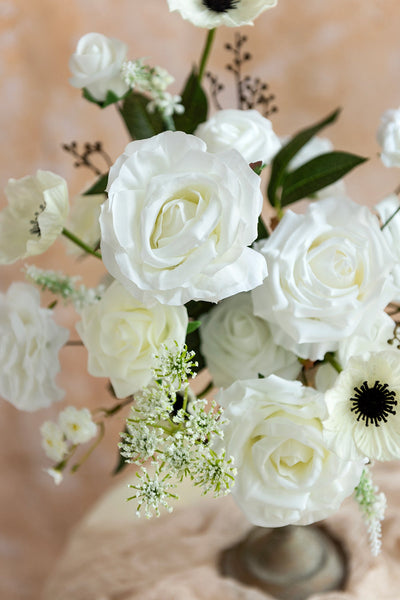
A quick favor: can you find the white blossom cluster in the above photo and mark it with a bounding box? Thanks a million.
[121,59,184,118]
[354,467,387,556]
[25,265,104,310]
[119,344,236,518]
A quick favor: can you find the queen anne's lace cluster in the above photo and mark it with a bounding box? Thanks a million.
[119,344,236,517]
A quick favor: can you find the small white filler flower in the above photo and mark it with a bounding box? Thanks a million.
[324,350,400,461]
[58,406,97,445]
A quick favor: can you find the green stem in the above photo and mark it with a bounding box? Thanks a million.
[324,352,342,374]
[163,114,176,131]
[71,422,105,473]
[198,380,214,399]
[198,29,216,82]
[62,228,102,260]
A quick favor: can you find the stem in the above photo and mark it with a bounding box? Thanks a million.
[163,114,176,131]
[324,352,342,374]
[381,205,400,230]
[198,29,216,82]
[62,228,102,260]
[65,340,84,346]
[198,380,214,399]
[71,422,105,473]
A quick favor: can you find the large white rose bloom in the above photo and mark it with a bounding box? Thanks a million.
[324,351,400,462]
[167,0,277,29]
[286,135,346,199]
[0,283,69,411]
[217,376,363,527]
[0,170,69,264]
[377,107,400,168]
[199,292,300,388]
[252,196,395,361]
[69,32,129,102]
[375,193,400,301]
[100,131,267,306]
[65,193,105,256]
[315,311,395,393]
[76,280,188,398]
[195,109,281,165]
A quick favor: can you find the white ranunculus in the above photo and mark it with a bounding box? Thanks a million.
[252,196,395,361]
[69,33,129,102]
[0,170,69,264]
[167,0,277,29]
[65,193,105,256]
[199,292,300,388]
[324,351,400,461]
[377,107,400,168]
[100,131,267,306]
[76,280,188,398]
[315,311,395,393]
[375,193,400,302]
[0,283,69,411]
[286,135,346,199]
[59,406,97,445]
[195,109,281,165]
[217,376,363,527]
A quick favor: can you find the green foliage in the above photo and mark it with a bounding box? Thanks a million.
[280,151,367,207]
[173,69,208,134]
[187,320,201,335]
[119,91,166,140]
[82,88,127,108]
[83,173,109,196]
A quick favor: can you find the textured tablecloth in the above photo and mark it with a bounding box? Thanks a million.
[43,462,400,600]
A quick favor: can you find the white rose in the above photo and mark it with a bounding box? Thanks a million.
[76,280,188,398]
[195,109,281,165]
[69,33,129,102]
[377,107,400,168]
[100,131,267,306]
[315,311,395,393]
[252,196,395,361]
[217,376,363,527]
[0,170,69,264]
[0,283,68,411]
[199,292,300,388]
[59,406,97,445]
[167,0,277,29]
[375,193,400,302]
[286,135,346,199]
[65,193,105,256]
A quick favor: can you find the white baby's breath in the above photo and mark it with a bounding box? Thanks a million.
[59,406,97,445]
[41,421,68,463]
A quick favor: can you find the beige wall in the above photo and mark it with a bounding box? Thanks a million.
[1,1,400,598]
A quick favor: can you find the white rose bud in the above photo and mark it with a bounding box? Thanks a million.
[0,170,69,264]
[217,376,363,527]
[377,107,400,168]
[200,292,300,388]
[252,196,395,361]
[76,280,188,398]
[195,109,281,165]
[100,131,267,306]
[167,0,277,29]
[69,32,129,102]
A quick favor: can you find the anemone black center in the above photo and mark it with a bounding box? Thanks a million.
[202,0,239,12]
[350,380,397,427]
[29,202,46,237]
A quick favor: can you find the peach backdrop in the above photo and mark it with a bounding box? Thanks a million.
[1,1,400,598]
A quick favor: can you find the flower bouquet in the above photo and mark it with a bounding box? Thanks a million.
[2,1,400,596]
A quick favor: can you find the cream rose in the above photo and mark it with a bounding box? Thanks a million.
[195,109,281,165]
[252,196,395,361]
[69,32,129,102]
[217,376,363,527]
[0,170,69,264]
[377,107,400,168]
[100,131,267,306]
[0,283,68,411]
[167,0,277,29]
[199,292,300,388]
[76,280,188,398]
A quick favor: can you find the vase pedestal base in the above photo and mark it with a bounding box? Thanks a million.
[219,524,347,600]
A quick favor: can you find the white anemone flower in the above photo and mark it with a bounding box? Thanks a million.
[0,170,69,264]
[324,351,400,461]
[167,0,277,29]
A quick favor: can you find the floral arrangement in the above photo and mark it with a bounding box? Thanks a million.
[2,0,400,559]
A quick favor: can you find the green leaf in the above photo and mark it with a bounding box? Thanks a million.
[280,151,368,206]
[82,88,127,109]
[83,173,109,196]
[185,327,206,372]
[187,320,201,334]
[267,108,341,208]
[173,69,208,134]
[256,215,269,242]
[119,91,165,140]
[185,300,214,321]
